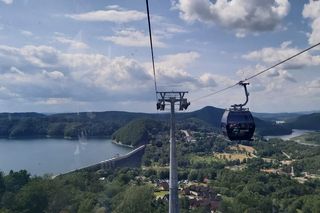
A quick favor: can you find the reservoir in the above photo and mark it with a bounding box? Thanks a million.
[0,138,132,176]
[264,129,314,141]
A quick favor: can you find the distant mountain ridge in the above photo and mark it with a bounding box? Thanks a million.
[0,106,317,139]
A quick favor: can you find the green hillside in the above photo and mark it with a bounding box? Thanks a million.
[180,106,225,127]
[112,119,163,147]
[286,113,320,130]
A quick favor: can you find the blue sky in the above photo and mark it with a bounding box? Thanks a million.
[0,0,319,113]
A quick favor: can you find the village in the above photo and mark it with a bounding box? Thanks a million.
[139,129,320,212]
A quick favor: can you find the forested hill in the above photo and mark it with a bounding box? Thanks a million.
[112,119,164,147]
[286,113,320,130]
[0,106,314,139]
[180,106,224,127]
[0,111,148,138]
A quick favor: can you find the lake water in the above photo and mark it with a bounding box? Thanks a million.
[0,138,132,176]
[264,129,314,141]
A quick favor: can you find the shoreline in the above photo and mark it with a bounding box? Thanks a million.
[0,135,111,140]
[112,140,134,148]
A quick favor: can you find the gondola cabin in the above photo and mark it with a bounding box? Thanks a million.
[221,108,255,141]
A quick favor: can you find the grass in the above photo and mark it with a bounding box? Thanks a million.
[154,191,169,199]
[142,164,169,171]
[214,153,253,161]
[189,154,223,164]
[229,144,256,154]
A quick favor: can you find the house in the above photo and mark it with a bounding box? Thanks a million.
[177,184,222,212]
[158,181,169,191]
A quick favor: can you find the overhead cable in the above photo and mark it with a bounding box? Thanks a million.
[146,0,158,94]
[192,41,320,102]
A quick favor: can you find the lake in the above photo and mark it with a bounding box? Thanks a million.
[264,129,314,141]
[0,138,132,176]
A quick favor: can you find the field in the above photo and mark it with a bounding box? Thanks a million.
[292,132,320,146]
[189,144,257,163]
[229,144,256,154]
[214,153,253,161]
[189,154,222,164]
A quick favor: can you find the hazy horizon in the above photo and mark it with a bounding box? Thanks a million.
[0,105,318,115]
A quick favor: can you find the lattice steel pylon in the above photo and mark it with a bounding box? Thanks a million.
[157,91,190,213]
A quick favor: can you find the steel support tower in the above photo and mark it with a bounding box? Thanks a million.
[157,91,190,213]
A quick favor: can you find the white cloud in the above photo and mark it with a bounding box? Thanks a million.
[42,70,64,80]
[309,79,320,88]
[146,52,201,89]
[303,0,320,19]
[0,86,19,99]
[151,52,236,91]
[151,15,188,37]
[0,45,221,105]
[0,45,60,68]
[21,30,33,37]
[173,0,290,36]
[10,66,25,75]
[66,7,145,23]
[278,70,296,83]
[105,5,123,10]
[303,0,320,46]
[158,52,200,69]
[236,65,297,93]
[0,0,13,5]
[101,28,166,48]
[0,44,231,108]
[0,44,317,113]
[54,36,88,49]
[242,41,320,69]
[99,15,188,48]
[198,73,237,88]
[36,98,71,105]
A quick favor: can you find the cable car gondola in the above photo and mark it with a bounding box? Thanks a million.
[221,82,255,141]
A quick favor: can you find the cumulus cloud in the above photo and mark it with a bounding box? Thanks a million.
[0,45,152,102]
[66,6,145,23]
[21,30,33,37]
[198,73,237,88]
[309,79,320,88]
[151,15,188,38]
[155,52,214,89]
[100,28,166,48]
[0,44,268,112]
[243,41,320,69]
[173,0,290,36]
[303,0,320,46]
[152,52,236,91]
[0,45,229,108]
[0,45,60,68]
[0,44,315,113]
[42,70,65,80]
[236,64,297,93]
[54,35,88,50]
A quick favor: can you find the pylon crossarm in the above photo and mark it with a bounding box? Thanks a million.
[156,91,190,111]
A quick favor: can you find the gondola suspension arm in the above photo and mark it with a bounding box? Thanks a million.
[231,81,249,110]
